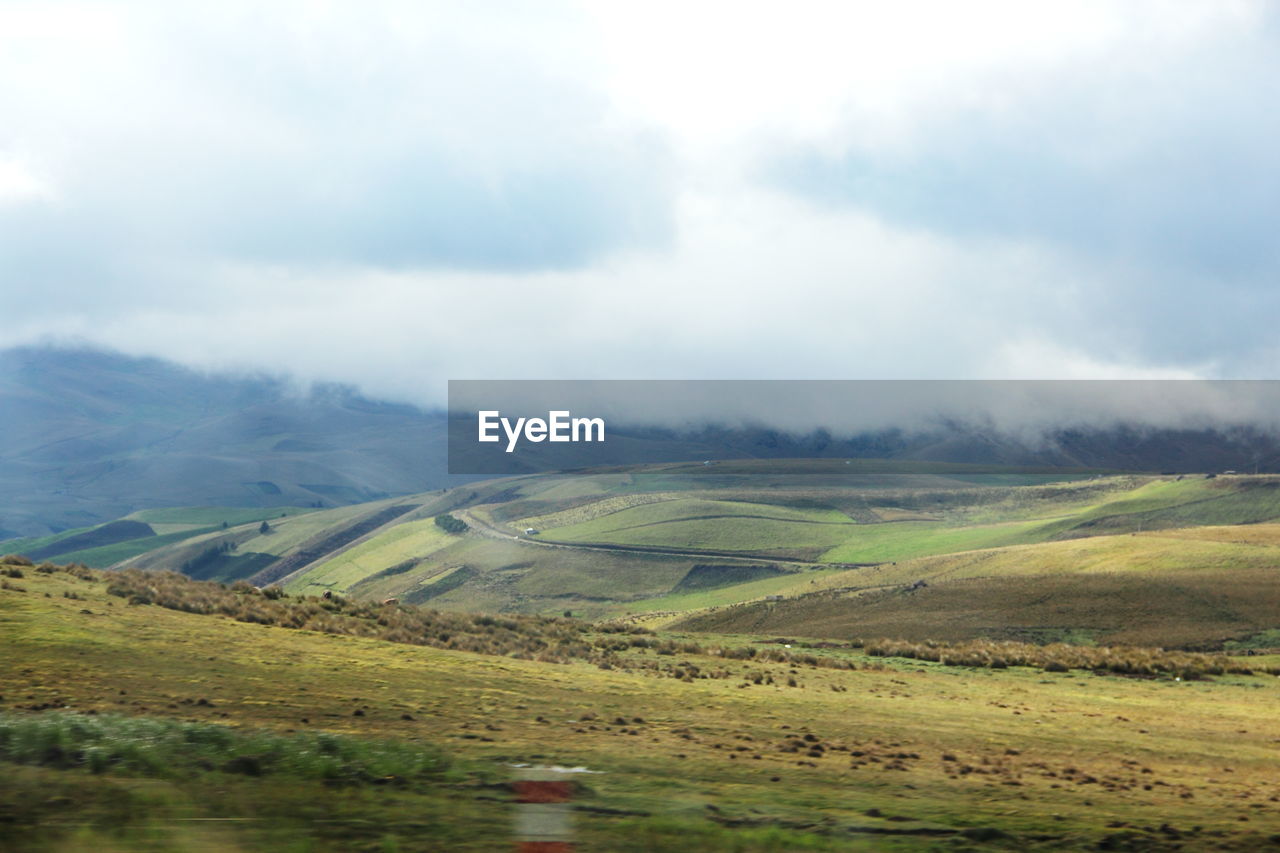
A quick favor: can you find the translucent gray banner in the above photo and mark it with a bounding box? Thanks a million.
[447,380,1280,475]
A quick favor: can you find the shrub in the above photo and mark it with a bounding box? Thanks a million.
[433,514,468,534]
[0,711,450,785]
[860,636,1237,680]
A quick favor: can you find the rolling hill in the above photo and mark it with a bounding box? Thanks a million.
[22,460,1280,652]
[0,346,464,538]
[4,558,1280,850]
[12,345,1280,545]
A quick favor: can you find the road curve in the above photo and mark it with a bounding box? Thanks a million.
[454,507,875,570]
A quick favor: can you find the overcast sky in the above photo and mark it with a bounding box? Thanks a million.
[3,1,1279,405]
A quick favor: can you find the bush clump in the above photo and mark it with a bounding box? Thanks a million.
[861,637,1273,679]
[434,514,469,534]
[0,711,450,785]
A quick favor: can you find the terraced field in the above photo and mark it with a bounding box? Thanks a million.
[14,465,1280,646]
[284,518,454,595]
[538,498,859,554]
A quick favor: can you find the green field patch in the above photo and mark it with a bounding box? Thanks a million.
[1029,478,1280,539]
[0,711,450,783]
[812,525,1280,598]
[21,520,155,561]
[0,525,100,560]
[56,526,224,568]
[235,498,416,559]
[542,499,856,552]
[619,568,846,615]
[679,565,1280,648]
[450,540,696,611]
[819,518,1045,563]
[672,563,787,593]
[515,492,686,530]
[179,548,279,583]
[404,565,477,604]
[1224,630,1280,651]
[285,518,453,595]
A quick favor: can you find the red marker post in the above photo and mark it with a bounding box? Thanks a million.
[513,766,575,852]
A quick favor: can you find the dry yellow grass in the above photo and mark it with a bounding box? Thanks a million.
[4,561,1280,850]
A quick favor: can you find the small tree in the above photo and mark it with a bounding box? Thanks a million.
[434,514,468,534]
[259,520,271,535]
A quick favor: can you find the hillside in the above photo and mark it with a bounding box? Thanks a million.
[269,470,1280,639]
[0,347,462,538]
[4,559,1280,851]
[44,463,1280,653]
[13,346,1280,544]
[91,461,1108,609]
[670,481,1280,640]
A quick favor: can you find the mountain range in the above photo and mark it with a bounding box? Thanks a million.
[5,345,1280,538]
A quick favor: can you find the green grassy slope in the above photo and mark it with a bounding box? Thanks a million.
[284,517,455,594]
[114,496,442,582]
[820,476,1280,563]
[4,562,1280,850]
[539,498,858,554]
[63,470,1280,626]
[1,506,317,569]
[673,523,1280,648]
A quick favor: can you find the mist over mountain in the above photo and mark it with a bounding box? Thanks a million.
[649,421,1280,473]
[6,346,1280,539]
[0,347,459,538]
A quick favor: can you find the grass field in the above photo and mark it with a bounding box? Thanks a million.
[527,476,1249,567]
[0,507,319,570]
[828,523,1280,587]
[286,518,455,595]
[35,470,1280,632]
[817,518,1047,563]
[116,496,440,585]
[4,562,1280,850]
[54,525,225,567]
[343,536,711,617]
[614,568,848,623]
[537,498,858,555]
[230,498,421,559]
[673,525,1280,648]
[0,524,103,560]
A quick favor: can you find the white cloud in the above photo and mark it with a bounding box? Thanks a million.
[982,338,1209,380]
[8,187,1211,405]
[2,1,1277,394]
[583,1,1260,153]
[0,158,55,205]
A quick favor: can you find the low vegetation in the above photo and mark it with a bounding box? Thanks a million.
[47,562,1274,684]
[433,513,469,534]
[105,567,615,664]
[860,637,1280,680]
[0,711,451,785]
[5,558,1280,851]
